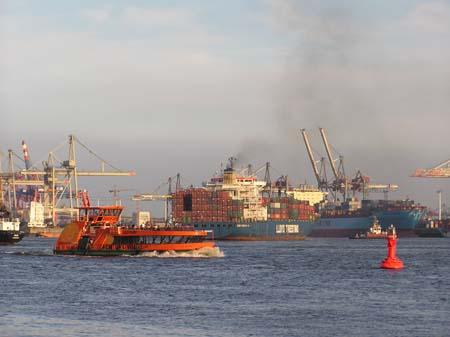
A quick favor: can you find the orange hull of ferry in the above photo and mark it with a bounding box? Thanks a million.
[54,205,215,256]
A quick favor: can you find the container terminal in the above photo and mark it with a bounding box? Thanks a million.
[0,135,135,238]
[1,130,450,240]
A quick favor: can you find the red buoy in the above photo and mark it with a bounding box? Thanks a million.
[380,225,404,269]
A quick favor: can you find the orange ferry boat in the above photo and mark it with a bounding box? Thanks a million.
[54,205,215,256]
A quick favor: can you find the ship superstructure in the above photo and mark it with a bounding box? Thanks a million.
[0,205,24,244]
[171,159,317,240]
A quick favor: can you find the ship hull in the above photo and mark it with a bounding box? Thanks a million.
[54,242,216,256]
[375,209,425,236]
[0,230,25,244]
[192,220,315,240]
[311,209,425,237]
[310,216,373,237]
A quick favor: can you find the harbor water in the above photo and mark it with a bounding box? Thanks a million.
[1,237,449,337]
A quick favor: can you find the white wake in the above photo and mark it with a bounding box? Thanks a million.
[137,246,224,258]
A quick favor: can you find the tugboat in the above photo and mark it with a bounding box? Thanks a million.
[0,206,25,244]
[54,198,216,256]
[349,217,388,239]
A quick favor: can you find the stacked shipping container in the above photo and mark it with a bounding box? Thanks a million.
[266,196,315,221]
[173,189,316,224]
[173,189,244,223]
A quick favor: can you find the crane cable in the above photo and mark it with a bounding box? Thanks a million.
[74,136,123,172]
[150,174,180,194]
[27,139,68,170]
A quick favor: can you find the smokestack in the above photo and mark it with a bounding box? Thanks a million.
[22,140,31,170]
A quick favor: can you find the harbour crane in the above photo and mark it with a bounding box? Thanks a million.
[412,159,450,178]
[300,128,398,200]
[0,135,135,223]
[131,174,181,222]
[319,127,349,200]
[108,186,136,206]
[411,159,450,220]
[300,129,329,191]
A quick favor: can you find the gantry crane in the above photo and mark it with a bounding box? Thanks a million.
[300,128,398,200]
[108,186,136,206]
[0,135,135,222]
[318,127,349,199]
[411,159,450,220]
[300,129,329,191]
[412,159,450,178]
[131,174,180,222]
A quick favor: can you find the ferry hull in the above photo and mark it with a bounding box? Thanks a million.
[54,242,216,256]
[193,220,315,240]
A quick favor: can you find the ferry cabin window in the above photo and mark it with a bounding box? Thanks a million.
[183,194,193,211]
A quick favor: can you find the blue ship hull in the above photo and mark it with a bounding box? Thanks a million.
[310,216,372,237]
[375,209,425,235]
[192,220,315,240]
[311,209,426,237]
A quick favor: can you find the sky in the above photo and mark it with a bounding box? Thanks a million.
[1,0,450,214]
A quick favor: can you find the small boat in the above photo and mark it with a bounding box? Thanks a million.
[54,204,215,256]
[0,206,25,244]
[349,217,388,239]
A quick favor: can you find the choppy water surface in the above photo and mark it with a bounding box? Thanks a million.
[1,237,449,337]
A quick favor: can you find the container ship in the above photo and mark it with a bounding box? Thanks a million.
[311,199,425,237]
[365,199,426,236]
[299,127,426,237]
[171,164,317,240]
[288,187,425,237]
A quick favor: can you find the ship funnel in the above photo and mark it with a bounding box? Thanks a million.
[223,157,237,184]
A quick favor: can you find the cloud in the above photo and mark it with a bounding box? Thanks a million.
[259,0,450,205]
[122,7,194,27]
[83,7,112,24]
[404,1,450,34]
[81,5,197,28]
[0,5,276,144]
[262,0,450,147]
[2,1,450,207]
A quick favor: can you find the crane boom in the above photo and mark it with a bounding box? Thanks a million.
[366,184,399,192]
[412,159,450,178]
[18,170,135,177]
[319,127,339,179]
[132,194,172,201]
[300,129,322,186]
